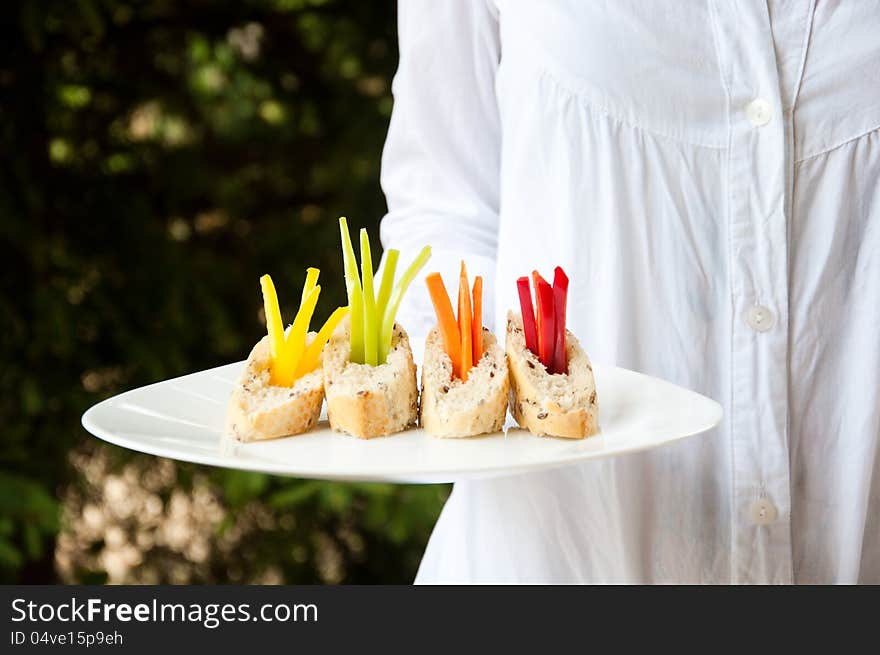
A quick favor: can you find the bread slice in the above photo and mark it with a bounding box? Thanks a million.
[225,334,324,442]
[322,316,418,438]
[419,326,509,437]
[505,311,599,439]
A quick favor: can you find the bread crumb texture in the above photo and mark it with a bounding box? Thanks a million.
[420,326,509,437]
[322,316,418,438]
[225,334,324,442]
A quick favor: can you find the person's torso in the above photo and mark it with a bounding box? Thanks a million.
[420,0,880,584]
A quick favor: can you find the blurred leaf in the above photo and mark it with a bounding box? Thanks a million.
[0,473,59,532]
[269,481,321,508]
[319,484,353,513]
[222,470,270,506]
[78,569,109,584]
[0,537,24,569]
[23,523,43,560]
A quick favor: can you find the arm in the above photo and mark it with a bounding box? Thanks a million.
[379,0,501,340]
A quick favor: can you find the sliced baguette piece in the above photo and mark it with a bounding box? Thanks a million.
[322,316,418,438]
[225,334,324,442]
[505,311,599,439]
[420,326,509,438]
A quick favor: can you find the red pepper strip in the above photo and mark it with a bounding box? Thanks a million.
[532,271,555,369]
[472,276,483,364]
[551,266,569,375]
[516,276,538,355]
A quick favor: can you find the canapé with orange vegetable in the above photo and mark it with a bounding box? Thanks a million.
[419,261,509,438]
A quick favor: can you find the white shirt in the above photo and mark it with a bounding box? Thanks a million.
[379,0,880,583]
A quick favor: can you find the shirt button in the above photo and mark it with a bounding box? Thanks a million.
[746,305,775,332]
[746,98,772,126]
[750,498,778,526]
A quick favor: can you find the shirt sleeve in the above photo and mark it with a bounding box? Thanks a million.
[379,0,502,340]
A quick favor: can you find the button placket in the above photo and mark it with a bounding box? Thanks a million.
[710,0,796,584]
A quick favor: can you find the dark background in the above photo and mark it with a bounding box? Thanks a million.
[1,0,447,584]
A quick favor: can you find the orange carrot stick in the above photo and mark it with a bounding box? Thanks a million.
[472,276,483,364]
[425,272,461,379]
[458,262,473,381]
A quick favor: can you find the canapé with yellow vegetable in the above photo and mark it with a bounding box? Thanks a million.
[225,270,347,442]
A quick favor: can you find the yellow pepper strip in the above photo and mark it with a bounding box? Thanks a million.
[339,217,365,364]
[360,229,378,366]
[260,274,293,386]
[375,248,399,326]
[295,305,349,377]
[279,284,321,385]
[379,245,431,362]
[300,267,320,309]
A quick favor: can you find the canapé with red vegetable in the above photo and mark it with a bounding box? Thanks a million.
[506,267,599,438]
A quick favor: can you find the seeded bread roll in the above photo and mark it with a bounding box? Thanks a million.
[322,316,418,438]
[419,326,509,438]
[505,311,599,439]
[225,334,324,442]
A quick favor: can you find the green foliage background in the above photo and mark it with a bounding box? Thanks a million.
[1,0,447,583]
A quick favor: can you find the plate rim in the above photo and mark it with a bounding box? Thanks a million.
[81,361,723,484]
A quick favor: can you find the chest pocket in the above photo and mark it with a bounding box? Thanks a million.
[497,0,729,149]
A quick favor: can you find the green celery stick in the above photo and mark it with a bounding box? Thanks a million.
[339,217,364,364]
[379,245,431,362]
[360,228,378,366]
[375,248,399,323]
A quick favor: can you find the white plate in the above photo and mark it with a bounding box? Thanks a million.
[81,343,722,483]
